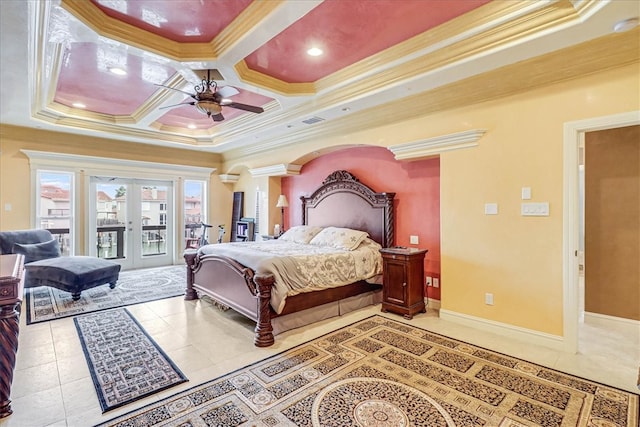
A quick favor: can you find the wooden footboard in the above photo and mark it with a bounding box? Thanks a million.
[184,251,276,347]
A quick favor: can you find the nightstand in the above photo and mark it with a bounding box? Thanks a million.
[379,247,428,319]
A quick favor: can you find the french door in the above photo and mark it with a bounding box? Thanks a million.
[89,177,174,270]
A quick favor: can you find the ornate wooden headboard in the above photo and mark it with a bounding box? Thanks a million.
[301,170,395,247]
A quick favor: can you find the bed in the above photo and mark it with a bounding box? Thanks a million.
[184,170,395,347]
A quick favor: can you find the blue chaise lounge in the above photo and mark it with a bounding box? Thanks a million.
[0,229,120,300]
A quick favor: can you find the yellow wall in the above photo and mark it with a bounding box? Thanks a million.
[231,170,283,237]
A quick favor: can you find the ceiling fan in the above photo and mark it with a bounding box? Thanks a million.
[156,70,264,122]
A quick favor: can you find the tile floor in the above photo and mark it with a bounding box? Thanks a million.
[2,292,639,427]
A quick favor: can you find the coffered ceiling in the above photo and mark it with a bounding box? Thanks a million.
[0,0,638,159]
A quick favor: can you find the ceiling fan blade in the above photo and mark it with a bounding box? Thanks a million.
[159,101,196,110]
[154,84,196,98]
[217,85,240,98]
[225,102,264,114]
[211,113,224,122]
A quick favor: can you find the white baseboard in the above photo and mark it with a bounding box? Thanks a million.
[425,298,441,311]
[584,311,640,326]
[439,309,566,352]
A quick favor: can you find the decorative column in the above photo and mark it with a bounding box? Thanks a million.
[0,254,24,419]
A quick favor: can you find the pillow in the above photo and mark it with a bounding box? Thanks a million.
[12,239,61,264]
[278,225,324,244]
[309,227,369,251]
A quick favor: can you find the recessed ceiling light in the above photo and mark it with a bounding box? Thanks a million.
[72,102,86,109]
[187,124,197,129]
[613,17,639,33]
[108,67,127,76]
[307,47,323,57]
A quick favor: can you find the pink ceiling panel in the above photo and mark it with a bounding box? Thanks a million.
[245,0,491,83]
[156,105,216,129]
[91,0,253,43]
[54,42,177,116]
[157,87,274,128]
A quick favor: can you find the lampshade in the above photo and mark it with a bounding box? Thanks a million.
[276,195,289,208]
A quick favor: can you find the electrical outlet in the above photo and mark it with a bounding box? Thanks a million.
[425,276,432,286]
[433,278,439,288]
[485,293,494,305]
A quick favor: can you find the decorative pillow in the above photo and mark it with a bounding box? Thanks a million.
[278,225,324,244]
[309,227,369,251]
[12,239,61,264]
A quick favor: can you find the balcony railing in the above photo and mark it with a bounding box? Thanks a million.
[46,224,196,259]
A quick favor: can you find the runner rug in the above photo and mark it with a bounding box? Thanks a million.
[74,308,188,413]
[25,264,185,324]
[97,315,639,426]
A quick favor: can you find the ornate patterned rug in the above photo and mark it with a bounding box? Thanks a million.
[97,315,639,427]
[74,308,188,412]
[25,264,185,324]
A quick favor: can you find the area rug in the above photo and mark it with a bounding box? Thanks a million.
[96,315,639,427]
[25,264,185,324]
[74,308,188,412]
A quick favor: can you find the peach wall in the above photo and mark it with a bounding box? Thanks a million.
[281,146,441,299]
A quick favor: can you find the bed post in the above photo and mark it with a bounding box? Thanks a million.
[254,273,275,347]
[183,250,199,300]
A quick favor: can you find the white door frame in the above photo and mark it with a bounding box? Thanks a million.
[562,110,640,353]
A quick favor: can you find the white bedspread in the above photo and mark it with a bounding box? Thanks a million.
[197,238,383,314]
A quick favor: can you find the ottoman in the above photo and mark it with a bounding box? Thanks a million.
[25,256,120,300]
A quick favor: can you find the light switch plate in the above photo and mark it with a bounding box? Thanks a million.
[521,202,549,216]
[409,235,419,245]
[484,203,498,215]
[521,187,531,200]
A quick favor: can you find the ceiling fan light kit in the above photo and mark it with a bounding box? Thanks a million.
[156,69,264,122]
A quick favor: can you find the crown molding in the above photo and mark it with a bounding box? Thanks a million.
[388,129,487,160]
[214,1,284,56]
[218,174,240,184]
[234,61,316,96]
[248,164,302,178]
[21,149,216,178]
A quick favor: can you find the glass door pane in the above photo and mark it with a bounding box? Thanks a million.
[90,177,173,270]
[140,185,168,257]
[95,180,128,263]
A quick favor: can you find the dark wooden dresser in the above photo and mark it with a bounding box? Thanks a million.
[0,254,24,418]
[380,247,427,320]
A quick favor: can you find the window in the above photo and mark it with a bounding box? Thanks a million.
[36,170,74,256]
[184,180,207,242]
[160,203,167,211]
[160,213,167,225]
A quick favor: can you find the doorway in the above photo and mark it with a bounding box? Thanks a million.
[89,177,174,270]
[563,111,640,353]
[582,126,639,321]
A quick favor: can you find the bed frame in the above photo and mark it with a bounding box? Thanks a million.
[184,170,395,346]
